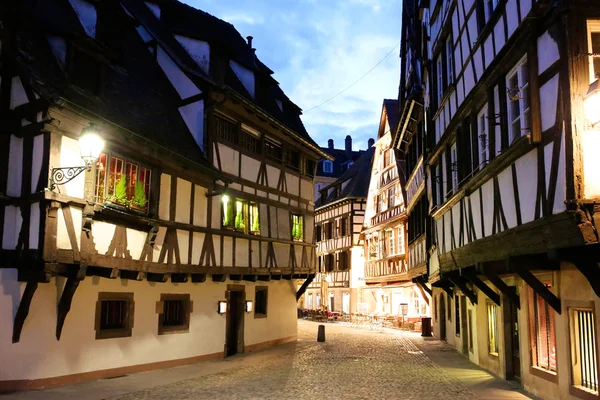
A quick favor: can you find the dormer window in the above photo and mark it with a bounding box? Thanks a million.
[323,160,333,174]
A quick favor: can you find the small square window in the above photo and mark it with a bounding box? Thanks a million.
[95,292,134,340]
[569,307,598,395]
[291,213,304,241]
[157,294,191,335]
[255,287,268,318]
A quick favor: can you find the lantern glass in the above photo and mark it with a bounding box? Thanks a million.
[246,300,253,313]
[218,301,227,314]
[79,124,104,166]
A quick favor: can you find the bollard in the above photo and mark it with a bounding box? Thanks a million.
[317,324,326,342]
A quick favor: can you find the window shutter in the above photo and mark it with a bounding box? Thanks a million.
[129,301,135,329]
[188,300,194,314]
[94,300,101,331]
[156,300,164,314]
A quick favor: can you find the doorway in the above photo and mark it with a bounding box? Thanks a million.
[460,295,469,356]
[226,286,245,357]
[329,292,335,311]
[439,293,446,341]
[506,288,521,380]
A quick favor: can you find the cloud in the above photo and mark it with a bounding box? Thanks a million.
[221,13,264,25]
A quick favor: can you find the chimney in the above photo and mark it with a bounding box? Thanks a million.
[368,138,375,148]
[345,135,352,156]
[328,139,334,150]
[246,36,253,48]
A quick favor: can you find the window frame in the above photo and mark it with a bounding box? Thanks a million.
[387,229,395,255]
[436,54,444,106]
[450,142,458,193]
[506,56,531,145]
[222,197,260,235]
[157,293,192,335]
[95,292,134,340]
[477,105,490,170]
[254,286,268,318]
[291,213,304,242]
[528,286,557,376]
[323,160,333,174]
[446,35,454,86]
[567,302,599,398]
[487,302,499,355]
[95,151,154,214]
[587,20,600,83]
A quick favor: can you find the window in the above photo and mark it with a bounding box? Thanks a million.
[214,115,237,144]
[588,21,600,83]
[450,142,458,193]
[316,293,321,309]
[569,308,598,394]
[436,163,444,206]
[324,221,333,240]
[306,159,316,177]
[484,0,499,21]
[222,197,260,235]
[368,237,377,260]
[291,214,303,241]
[265,138,282,161]
[487,303,499,354]
[507,57,531,144]
[95,292,134,339]
[286,149,300,170]
[240,128,260,154]
[157,294,191,335]
[329,292,335,311]
[325,254,335,272]
[434,296,438,321]
[383,149,391,167]
[377,194,384,214]
[477,105,489,169]
[255,287,268,317]
[340,216,348,237]
[307,293,313,309]
[338,251,349,270]
[70,48,103,94]
[446,36,454,85]
[529,287,557,372]
[388,229,395,255]
[323,160,333,173]
[316,224,322,241]
[455,297,461,336]
[95,153,152,213]
[397,227,405,254]
[388,187,396,208]
[436,55,444,105]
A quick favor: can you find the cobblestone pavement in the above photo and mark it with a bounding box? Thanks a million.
[110,321,481,400]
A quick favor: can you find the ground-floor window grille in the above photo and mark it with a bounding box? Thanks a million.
[468,309,473,352]
[487,303,499,355]
[529,287,556,371]
[570,308,598,393]
[455,297,461,336]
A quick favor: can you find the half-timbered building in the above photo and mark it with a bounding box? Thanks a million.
[361,100,428,320]
[394,0,600,398]
[303,147,374,315]
[0,0,328,391]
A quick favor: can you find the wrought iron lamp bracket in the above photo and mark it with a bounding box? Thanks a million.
[49,165,91,190]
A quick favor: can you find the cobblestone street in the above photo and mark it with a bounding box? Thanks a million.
[2,321,536,400]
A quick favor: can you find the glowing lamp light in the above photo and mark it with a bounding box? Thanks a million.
[79,124,105,166]
[217,301,227,314]
[585,79,600,127]
[245,300,253,313]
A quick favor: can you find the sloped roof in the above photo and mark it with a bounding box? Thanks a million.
[315,146,376,209]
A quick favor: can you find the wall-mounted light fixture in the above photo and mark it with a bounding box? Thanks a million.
[585,79,600,127]
[48,123,104,190]
[245,300,253,313]
[217,300,227,314]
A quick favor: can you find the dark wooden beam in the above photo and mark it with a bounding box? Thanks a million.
[413,277,432,296]
[517,269,561,314]
[296,274,314,300]
[119,270,140,280]
[56,278,80,340]
[171,273,188,283]
[86,266,119,279]
[482,270,520,309]
[147,273,168,283]
[257,275,271,282]
[448,277,477,305]
[282,274,292,280]
[414,280,430,305]
[191,273,206,283]
[464,272,500,306]
[12,281,38,343]
[243,274,257,282]
[229,274,242,281]
[270,274,282,281]
[212,274,226,282]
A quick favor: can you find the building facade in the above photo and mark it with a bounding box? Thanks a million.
[0,0,327,391]
[362,100,429,321]
[394,0,600,398]
[303,147,375,314]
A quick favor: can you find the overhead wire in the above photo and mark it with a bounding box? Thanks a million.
[304,41,401,114]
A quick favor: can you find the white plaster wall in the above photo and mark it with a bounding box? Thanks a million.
[0,275,297,381]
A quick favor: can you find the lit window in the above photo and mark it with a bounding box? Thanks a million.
[307,293,313,309]
[587,20,600,82]
[323,160,333,173]
[249,203,260,234]
[291,213,304,241]
[95,152,152,213]
[569,308,598,394]
[529,286,556,372]
[488,302,499,354]
[506,56,531,144]
[222,197,259,235]
[478,105,489,169]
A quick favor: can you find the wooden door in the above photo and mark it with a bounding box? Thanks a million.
[226,289,244,356]
[509,291,520,379]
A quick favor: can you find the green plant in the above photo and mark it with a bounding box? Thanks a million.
[132,181,148,208]
[223,198,234,227]
[114,174,128,203]
[252,210,260,232]
[235,209,245,230]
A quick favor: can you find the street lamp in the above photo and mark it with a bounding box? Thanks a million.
[49,123,104,190]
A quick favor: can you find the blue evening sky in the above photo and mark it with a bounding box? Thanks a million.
[182,0,402,151]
